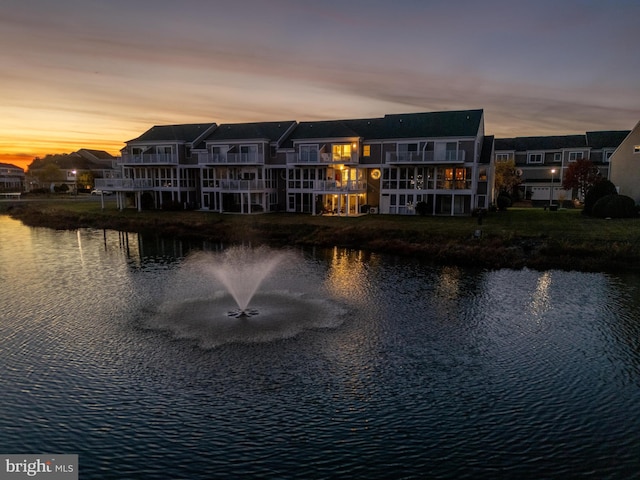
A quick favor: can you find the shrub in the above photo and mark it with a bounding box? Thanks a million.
[583,179,617,216]
[592,194,637,218]
[496,192,512,211]
[415,201,429,216]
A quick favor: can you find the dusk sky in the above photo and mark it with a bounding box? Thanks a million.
[2,0,639,171]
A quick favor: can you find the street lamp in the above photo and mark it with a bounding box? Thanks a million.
[550,168,556,207]
[72,170,77,197]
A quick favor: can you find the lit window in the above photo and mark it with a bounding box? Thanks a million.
[528,153,543,164]
[634,145,640,154]
[363,145,371,157]
[332,144,352,161]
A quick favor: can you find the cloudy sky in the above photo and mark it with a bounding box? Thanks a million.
[1,0,639,170]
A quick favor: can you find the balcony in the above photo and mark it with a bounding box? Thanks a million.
[202,179,268,191]
[287,152,359,165]
[121,153,179,165]
[385,150,465,164]
[95,178,154,190]
[198,152,263,165]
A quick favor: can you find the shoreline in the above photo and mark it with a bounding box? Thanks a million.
[2,199,639,273]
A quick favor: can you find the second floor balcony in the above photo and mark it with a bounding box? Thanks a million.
[121,153,179,165]
[202,179,269,191]
[95,178,154,190]
[198,152,263,165]
[386,150,466,164]
[287,152,359,165]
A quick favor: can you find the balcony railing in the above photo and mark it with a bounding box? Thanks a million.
[121,154,179,165]
[287,180,366,192]
[287,152,359,164]
[198,153,263,165]
[385,150,465,164]
[202,179,268,190]
[95,178,154,190]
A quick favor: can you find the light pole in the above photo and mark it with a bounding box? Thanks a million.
[72,170,77,197]
[549,168,556,207]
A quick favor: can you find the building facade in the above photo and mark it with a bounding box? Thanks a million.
[609,121,640,204]
[0,163,25,193]
[495,131,629,205]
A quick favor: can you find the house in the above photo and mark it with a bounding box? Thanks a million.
[0,163,25,194]
[26,151,117,192]
[495,130,629,205]
[193,121,296,213]
[281,118,369,215]
[280,109,492,215]
[100,108,494,215]
[609,120,640,204]
[99,123,216,210]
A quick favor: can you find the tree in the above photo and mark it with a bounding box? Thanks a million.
[562,159,600,201]
[494,160,522,197]
[583,179,617,216]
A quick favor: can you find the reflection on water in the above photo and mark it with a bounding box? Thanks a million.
[1,216,639,479]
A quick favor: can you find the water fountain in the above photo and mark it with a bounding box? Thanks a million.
[208,246,283,318]
[145,246,346,348]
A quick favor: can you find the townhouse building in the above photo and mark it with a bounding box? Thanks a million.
[609,121,640,204]
[98,109,494,215]
[99,123,216,210]
[0,162,25,194]
[495,130,629,205]
[193,121,296,213]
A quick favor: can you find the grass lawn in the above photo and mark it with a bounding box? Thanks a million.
[5,198,640,244]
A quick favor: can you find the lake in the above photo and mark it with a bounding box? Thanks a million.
[1,215,639,479]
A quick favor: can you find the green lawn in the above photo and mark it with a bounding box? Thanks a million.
[6,198,639,244]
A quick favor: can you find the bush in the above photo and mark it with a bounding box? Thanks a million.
[415,201,429,216]
[496,192,512,211]
[592,194,637,218]
[583,179,617,216]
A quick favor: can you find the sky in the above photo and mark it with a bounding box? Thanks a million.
[1,0,639,171]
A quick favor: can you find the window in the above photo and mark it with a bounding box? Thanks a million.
[528,153,543,164]
[240,145,258,162]
[553,153,562,162]
[496,153,511,162]
[332,144,352,161]
[634,145,640,154]
[363,145,371,157]
[568,151,584,162]
[398,143,419,162]
[300,145,318,162]
[435,141,458,161]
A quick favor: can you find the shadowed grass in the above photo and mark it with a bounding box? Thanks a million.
[2,199,640,272]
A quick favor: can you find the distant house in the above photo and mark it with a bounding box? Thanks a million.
[609,120,640,204]
[495,130,629,205]
[0,163,25,193]
[26,150,117,192]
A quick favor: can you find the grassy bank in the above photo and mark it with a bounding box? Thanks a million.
[2,198,640,272]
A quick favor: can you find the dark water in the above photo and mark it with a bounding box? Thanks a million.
[1,216,639,479]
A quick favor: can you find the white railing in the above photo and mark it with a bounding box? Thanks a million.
[202,179,268,190]
[198,153,263,165]
[386,150,465,163]
[286,152,359,164]
[121,154,178,164]
[95,178,154,190]
[315,180,366,192]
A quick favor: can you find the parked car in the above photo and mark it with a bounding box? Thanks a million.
[91,189,112,195]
